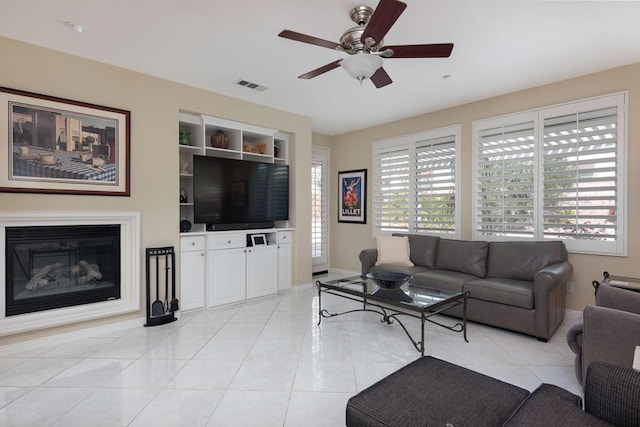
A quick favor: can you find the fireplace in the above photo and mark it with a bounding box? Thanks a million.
[0,212,140,337]
[5,225,121,316]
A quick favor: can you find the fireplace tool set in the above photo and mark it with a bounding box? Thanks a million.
[144,246,179,327]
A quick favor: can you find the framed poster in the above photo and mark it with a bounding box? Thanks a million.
[0,86,130,196]
[338,169,366,224]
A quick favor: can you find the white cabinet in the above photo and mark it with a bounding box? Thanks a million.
[246,245,278,299]
[179,236,205,311]
[206,230,295,307]
[207,247,247,307]
[277,231,292,291]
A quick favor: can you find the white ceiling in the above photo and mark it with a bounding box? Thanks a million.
[2,1,640,135]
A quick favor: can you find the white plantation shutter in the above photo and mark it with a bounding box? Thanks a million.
[414,134,457,234]
[475,118,536,238]
[311,146,329,270]
[473,93,626,255]
[541,100,623,255]
[373,125,460,237]
[311,160,326,258]
[373,140,411,233]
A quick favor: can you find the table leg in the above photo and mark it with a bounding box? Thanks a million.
[316,281,322,326]
[463,291,469,342]
[421,314,425,357]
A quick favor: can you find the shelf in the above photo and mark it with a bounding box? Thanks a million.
[205,147,242,159]
[180,203,194,206]
[179,173,193,178]
[179,145,201,153]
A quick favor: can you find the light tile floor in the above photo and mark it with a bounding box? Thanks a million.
[0,272,582,426]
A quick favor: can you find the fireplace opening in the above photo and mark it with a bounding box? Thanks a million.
[5,224,121,316]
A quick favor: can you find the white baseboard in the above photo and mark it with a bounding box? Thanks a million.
[0,316,145,357]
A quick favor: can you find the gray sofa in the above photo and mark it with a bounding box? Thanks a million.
[359,235,573,340]
[346,356,640,427]
[567,283,640,385]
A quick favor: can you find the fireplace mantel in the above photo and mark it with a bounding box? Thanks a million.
[0,212,140,336]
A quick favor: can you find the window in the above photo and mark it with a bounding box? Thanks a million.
[473,93,626,255]
[373,125,461,237]
[312,146,329,272]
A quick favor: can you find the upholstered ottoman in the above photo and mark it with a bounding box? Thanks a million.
[346,356,530,427]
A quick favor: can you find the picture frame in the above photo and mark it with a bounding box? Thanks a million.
[338,169,366,224]
[0,87,130,196]
[251,234,267,246]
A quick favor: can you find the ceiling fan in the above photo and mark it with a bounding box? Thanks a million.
[278,0,454,88]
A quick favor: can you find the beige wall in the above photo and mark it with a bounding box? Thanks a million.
[329,62,640,311]
[0,37,313,345]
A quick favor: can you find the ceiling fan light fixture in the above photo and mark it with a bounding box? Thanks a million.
[340,54,383,83]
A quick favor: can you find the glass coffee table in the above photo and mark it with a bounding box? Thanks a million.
[316,275,469,356]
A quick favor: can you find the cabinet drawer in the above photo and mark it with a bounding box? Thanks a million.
[181,236,205,252]
[208,234,246,250]
[277,231,293,244]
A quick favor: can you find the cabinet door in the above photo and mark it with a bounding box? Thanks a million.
[246,246,278,299]
[278,243,292,291]
[208,248,246,307]
[180,250,205,311]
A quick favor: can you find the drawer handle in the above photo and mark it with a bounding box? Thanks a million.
[191,242,195,246]
[227,240,231,244]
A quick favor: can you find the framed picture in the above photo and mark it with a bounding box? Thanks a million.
[0,87,130,196]
[338,169,366,224]
[251,234,267,246]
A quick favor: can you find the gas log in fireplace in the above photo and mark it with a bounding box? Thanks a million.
[5,225,121,316]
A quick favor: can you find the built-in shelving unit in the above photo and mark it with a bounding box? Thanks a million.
[178,112,289,229]
[177,112,293,312]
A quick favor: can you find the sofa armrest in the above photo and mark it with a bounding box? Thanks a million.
[533,261,573,339]
[566,322,584,356]
[584,361,640,426]
[566,321,585,384]
[596,283,640,315]
[359,248,378,275]
[581,304,640,385]
[533,261,573,295]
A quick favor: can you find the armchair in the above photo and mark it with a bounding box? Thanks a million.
[566,283,640,385]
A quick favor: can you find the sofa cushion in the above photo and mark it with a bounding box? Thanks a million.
[375,235,413,267]
[392,233,439,269]
[435,239,489,277]
[413,269,478,293]
[346,356,529,427]
[464,278,534,309]
[504,384,610,426]
[486,241,567,281]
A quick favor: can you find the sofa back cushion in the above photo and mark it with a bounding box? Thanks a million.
[392,233,439,269]
[435,239,489,277]
[486,241,567,281]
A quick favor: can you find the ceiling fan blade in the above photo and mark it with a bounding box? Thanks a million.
[279,30,342,50]
[298,60,342,79]
[370,67,393,88]
[384,43,454,58]
[361,0,407,47]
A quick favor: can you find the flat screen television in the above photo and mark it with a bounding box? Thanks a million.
[193,155,289,230]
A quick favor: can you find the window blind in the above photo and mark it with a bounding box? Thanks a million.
[473,92,625,255]
[475,121,536,238]
[414,134,457,234]
[542,106,618,241]
[373,142,411,233]
[311,159,327,258]
[373,125,460,237]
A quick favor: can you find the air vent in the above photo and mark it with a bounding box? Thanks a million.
[235,79,268,92]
